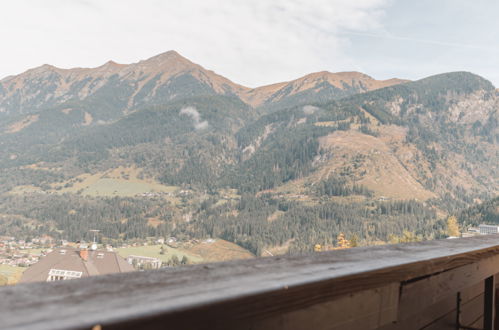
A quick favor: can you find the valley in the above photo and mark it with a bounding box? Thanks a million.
[0,51,497,258]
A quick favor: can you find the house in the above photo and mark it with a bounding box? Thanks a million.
[126,255,162,269]
[19,247,134,283]
[478,224,499,235]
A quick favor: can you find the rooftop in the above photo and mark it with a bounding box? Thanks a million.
[20,247,133,283]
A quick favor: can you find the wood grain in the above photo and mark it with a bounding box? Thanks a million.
[398,255,499,320]
[2,235,499,330]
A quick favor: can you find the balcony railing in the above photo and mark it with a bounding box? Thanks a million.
[2,235,499,330]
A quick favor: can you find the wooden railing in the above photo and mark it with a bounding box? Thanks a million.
[3,235,499,330]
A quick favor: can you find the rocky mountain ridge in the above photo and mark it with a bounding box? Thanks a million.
[0,50,406,117]
[0,52,497,254]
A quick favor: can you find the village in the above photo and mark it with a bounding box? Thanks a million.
[0,233,254,285]
[0,236,178,285]
[0,235,53,268]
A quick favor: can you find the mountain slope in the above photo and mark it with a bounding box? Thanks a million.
[240,71,407,109]
[233,72,498,210]
[459,197,499,225]
[0,51,249,119]
[0,51,406,122]
[0,53,497,255]
[1,69,496,203]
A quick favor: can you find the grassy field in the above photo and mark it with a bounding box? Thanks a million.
[9,185,44,194]
[10,166,179,198]
[74,178,176,197]
[0,265,26,285]
[60,167,178,197]
[117,244,203,264]
[187,240,254,262]
[117,240,254,265]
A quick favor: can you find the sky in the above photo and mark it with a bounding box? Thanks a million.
[1,0,499,87]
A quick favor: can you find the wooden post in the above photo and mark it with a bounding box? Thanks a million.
[456,292,461,330]
[484,276,495,330]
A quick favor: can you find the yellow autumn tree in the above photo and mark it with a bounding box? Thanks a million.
[350,234,359,247]
[334,233,351,249]
[388,230,422,243]
[447,216,460,237]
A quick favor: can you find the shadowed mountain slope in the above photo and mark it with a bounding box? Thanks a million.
[0,53,497,254]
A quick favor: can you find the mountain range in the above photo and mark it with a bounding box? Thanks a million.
[0,50,497,254]
[0,50,406,114]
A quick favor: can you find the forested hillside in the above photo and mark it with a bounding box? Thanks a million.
[459,197,499,226]
[0,52,497,255]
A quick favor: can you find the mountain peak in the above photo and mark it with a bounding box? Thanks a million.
[161,50,183,58]
[123,50,199,78]
[414,71,495,91]
[240,71,408,107]
[297,71,407,88]
[295,71,373,87]
[26,64,58,74]
[302,71,371,80]
[0,50,409,113]
[102,60,123,67]
[141,50,192,66]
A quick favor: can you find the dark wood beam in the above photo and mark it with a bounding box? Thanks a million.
[3,235,499,330]
[484,275,495,330]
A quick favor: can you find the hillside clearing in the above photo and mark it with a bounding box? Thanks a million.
[116,244,202,264]
[10,166,178,198]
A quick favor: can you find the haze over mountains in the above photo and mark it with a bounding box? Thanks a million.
[0,50,497,254]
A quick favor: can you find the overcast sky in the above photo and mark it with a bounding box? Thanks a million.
[1,0,499,87]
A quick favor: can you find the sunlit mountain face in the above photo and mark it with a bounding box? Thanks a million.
[0,51,497,254]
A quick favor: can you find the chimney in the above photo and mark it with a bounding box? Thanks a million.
[80,249,88,261]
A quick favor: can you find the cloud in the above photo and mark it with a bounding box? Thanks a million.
[0,0,389,87]
[180,106,209,130]
[194,121,209,130]
[3,1,499,88]
[180,107,201,122]
[303,105,320,115]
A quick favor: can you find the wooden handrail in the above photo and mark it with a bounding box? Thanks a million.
[2,235,499,330]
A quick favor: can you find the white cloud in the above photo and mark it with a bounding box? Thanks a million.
[0,0,389,87]
[180,106,209,130]
[180,107,201,122]
[194,121,209,130]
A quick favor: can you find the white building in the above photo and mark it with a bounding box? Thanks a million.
[478,224,499,235]
[126,255,162,269]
